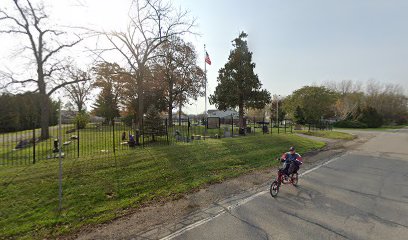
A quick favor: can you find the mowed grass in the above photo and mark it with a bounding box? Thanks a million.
[0,134,324,239]
[0,122,292,165]
[295,130,356,140]
[335,125,407,131]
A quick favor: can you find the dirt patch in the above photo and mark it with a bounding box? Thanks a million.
[66,132,375,240]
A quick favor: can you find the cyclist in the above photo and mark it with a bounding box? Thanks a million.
[280,146,303,178]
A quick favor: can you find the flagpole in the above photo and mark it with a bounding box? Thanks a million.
[204,44,207,137]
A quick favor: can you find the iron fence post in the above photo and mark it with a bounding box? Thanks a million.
[112,120,116,155]
[77,119,80,158]
[142,116,145,148]
[187,117,190,141]
[32,125,36,164]
[263,117,265,135]
[231,115,234,137]
[253,117,255,135]
[166,118,169,145]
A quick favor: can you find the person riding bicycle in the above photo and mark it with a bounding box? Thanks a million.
[280,146,303,178]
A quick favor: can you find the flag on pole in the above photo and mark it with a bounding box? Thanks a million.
[205,51,212,65]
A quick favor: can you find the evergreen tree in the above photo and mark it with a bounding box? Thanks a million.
[92,62,126,123]
[93,84,120,123]
[210,32,271,128]
[143,105,165,141]
[357,106,383,128]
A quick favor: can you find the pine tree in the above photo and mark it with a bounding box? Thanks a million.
[143,105,165,141]
[209,32,271,128]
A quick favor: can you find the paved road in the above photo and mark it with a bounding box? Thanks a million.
[168,129,408,240]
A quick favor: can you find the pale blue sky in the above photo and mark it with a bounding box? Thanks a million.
[1,0,407,114]
[176,0,408,104]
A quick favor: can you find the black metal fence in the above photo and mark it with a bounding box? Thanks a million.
[0,116,298,166]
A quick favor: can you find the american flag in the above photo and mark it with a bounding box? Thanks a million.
[205,51,211,65]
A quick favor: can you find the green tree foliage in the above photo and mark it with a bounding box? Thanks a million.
[326,80,407,125]
[143,105,165,141]
[269,98,286,123]
[92,62,127,123]
[73,112,90,129]
[333,120,367,128]
[294,106,306,125]
[124,67,167,121]
[356,106,383,128]
[284,86,338,124]
[0,93,57,132]
[209,32,271,128]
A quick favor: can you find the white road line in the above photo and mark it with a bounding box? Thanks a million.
[299,155,343,177]
[159,154,345,240]
[159,211,225,240]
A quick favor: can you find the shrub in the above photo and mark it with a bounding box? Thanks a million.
[333,120,367,128]
[144,106,165,141]
[357,107,383,128]
[121,115,135,127]
[73,113,90,129]
[395,116,408,125]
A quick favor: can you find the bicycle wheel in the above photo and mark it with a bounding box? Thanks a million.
[291,173,298,187]
[270,181,279,197]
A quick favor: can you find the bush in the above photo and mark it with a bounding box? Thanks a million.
[144,106,165,141]
[73,113,90,129]
[395,116,408,125]
[333,120,367,128]
[121,115,135,127]
[357,107,383,128]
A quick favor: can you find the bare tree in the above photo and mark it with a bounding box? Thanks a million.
[102,0,195,128]
[64,66,92,113]
[0,0,83,139]
[365,80,407,122]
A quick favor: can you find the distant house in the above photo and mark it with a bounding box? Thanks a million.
[61,110,77,124]
[163,113,189,121]
[207,109,239,119]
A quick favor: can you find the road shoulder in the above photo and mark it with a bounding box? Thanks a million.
[69,131,375,240]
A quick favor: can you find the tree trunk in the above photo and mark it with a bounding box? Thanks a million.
[137,70,144,131]
[168,80,173,126]
[77,101,83,113]
[138,86,144,130]
[168,104,173,126]
[238,103,244,129]
[38,67,50,140]
[179,102,182,126]
[40,94,50,140]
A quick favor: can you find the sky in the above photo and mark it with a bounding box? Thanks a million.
[1,0,407,114]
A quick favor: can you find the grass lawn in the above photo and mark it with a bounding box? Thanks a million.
[0,134,324,239]
[335,125,407,131]
[1,123,294,165]
[295,130,356,140]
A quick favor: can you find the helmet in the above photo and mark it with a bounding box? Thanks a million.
[289,146,295,151]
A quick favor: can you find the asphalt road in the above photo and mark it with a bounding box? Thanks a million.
[169,128,408,240]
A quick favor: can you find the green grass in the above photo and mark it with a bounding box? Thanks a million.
[1,123,294,165]
[0,122,293,167]
[295,130,356,140]
[0,134,324,239]
[335,125,407,131]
